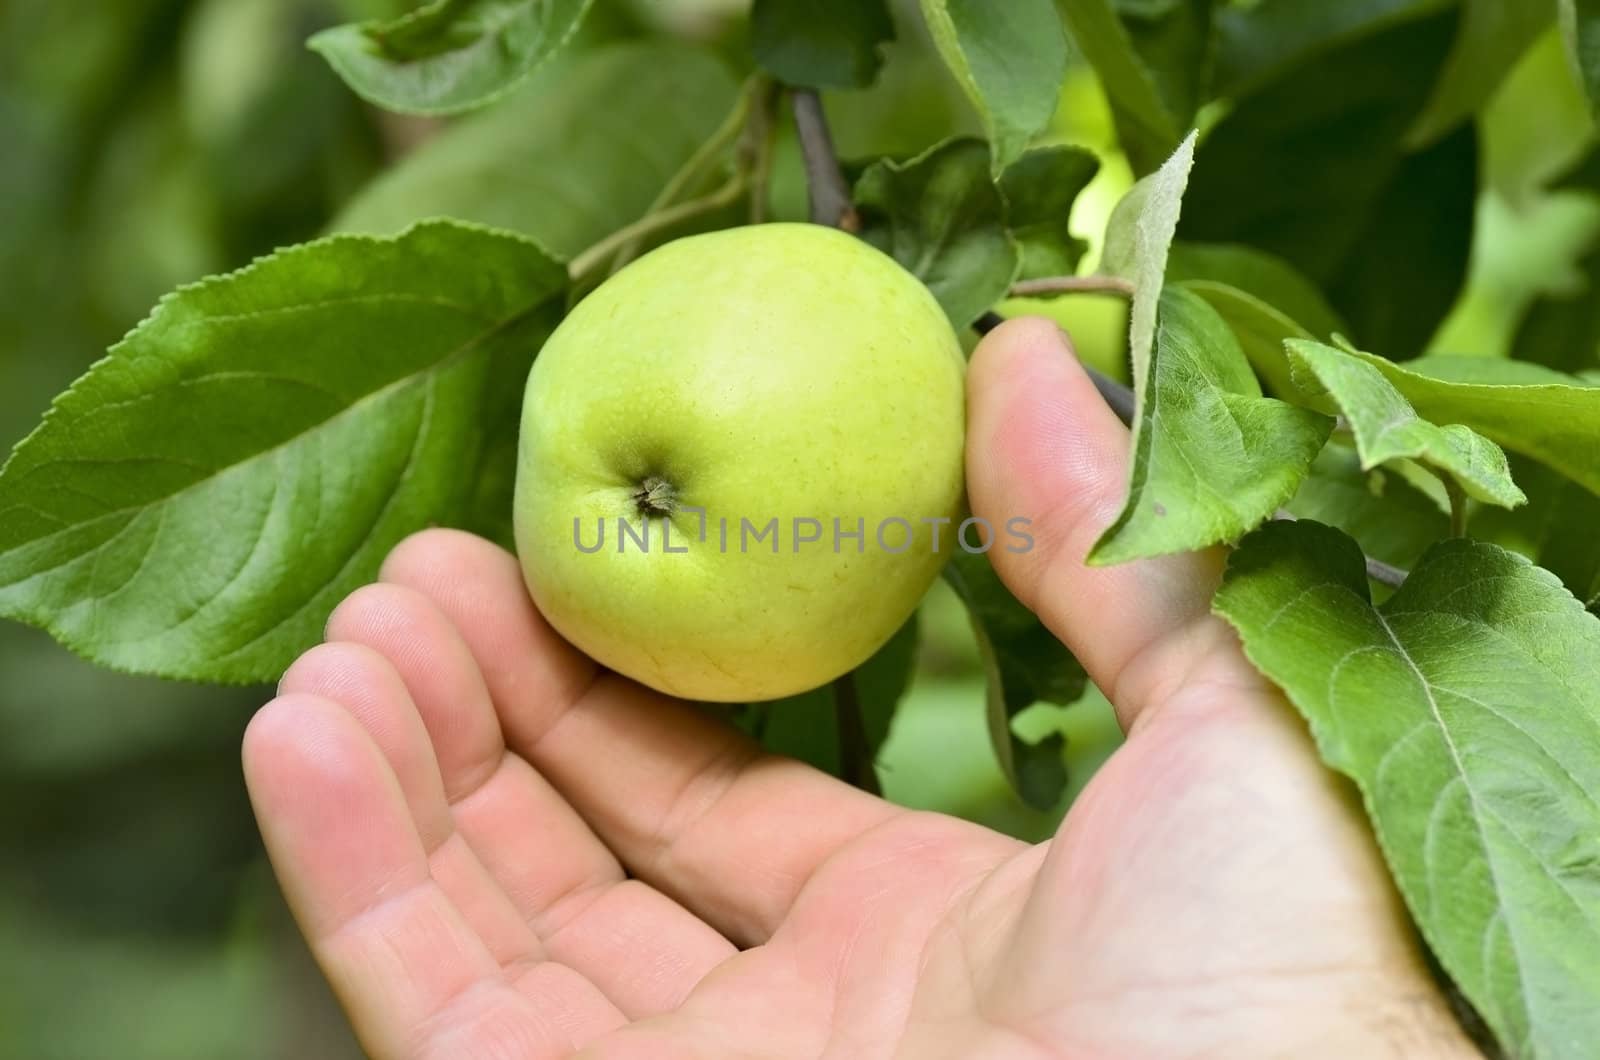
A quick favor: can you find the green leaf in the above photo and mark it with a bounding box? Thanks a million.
[1559,0,1600,116]
[179,0,382,259]
[1286,443,1450,570]
[1329,124,1479,356]
[1341,351,1600,497]
[943,551,1087,810]
[332,41,741,259]
[1181,11,1477,356]
[750,0,895,89]
[1167,242,1349,341]
[1215,519,1600,1060]
[0,220,567,682]
[309,0,594,116]
[1407,355,1588,386]
[854,138,1018,327]
[998,146,1100,280]
[741,616,920,777]
[920,0,1068,173]
[1514,242,1600,373]
[1554,143,1600,193]
[1177,280,1312,399]
[1102,130,1197,398]
[1473,455,1600,609]
[1053,0,1181,173]
[1090,286,1333,564]
[1286,340,1528,510]
[1114,0,1214,147]
[1408,0,1556,146]
[1214,0,1454,98]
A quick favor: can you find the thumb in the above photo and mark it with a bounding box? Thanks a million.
[964,317,1236,729]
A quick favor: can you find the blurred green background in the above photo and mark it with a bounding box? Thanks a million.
[2,1,1594,1056]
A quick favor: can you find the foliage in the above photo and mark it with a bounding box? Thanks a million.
[6,0,1600,1054]
[331,41,742,255]
[310,0,594,114]
[1089,286,1332,563]
[1561,0,1600,116]
[1217,520,1600,1058]
[0,222,565,683]
[943,551,1087,810]
[750,0,894,89]
[1286,339,1526,510]
[855,138,1100,325]
[920,0,1068,173]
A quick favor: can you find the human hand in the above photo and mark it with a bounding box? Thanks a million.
[244,319,1476,1059]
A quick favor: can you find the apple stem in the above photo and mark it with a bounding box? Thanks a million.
[632,476,678,517]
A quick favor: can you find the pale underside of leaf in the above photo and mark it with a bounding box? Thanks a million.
[1287,339,1527,509]
[1346,350,1600,498]
[1216,520,1600,1058]
[1102,131,1197,400]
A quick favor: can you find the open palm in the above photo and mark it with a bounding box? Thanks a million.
[245,320,1472,1059]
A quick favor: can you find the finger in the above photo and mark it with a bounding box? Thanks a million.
[279,642,544,968]
[965,317,1247,729]
[326,583,737,1015]
[242,694,621,1058]
[381,528,906,946]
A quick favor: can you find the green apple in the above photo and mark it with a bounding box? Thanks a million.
[513,223,966,702]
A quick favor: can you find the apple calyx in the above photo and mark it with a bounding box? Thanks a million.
[632,475,678,517]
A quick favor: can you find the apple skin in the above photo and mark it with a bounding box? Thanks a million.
[513,223,966,702]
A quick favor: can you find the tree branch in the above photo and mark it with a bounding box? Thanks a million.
[1364,555,1411,590]
[792,89,861,232]
[567,173,747,281]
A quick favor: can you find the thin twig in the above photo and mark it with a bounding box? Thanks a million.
[1011,275,1136,299]
[974,311,1412,588]
[1270,511,1408,588]
[567,173,747,281]
[608,77,765,273]
[832,673,880,796]
[1363,555,1411,589]
[1085,366,1137,425]
[743,81,780,225]
[792,89,860,231]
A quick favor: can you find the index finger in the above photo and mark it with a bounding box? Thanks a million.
[380,529,904,946]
